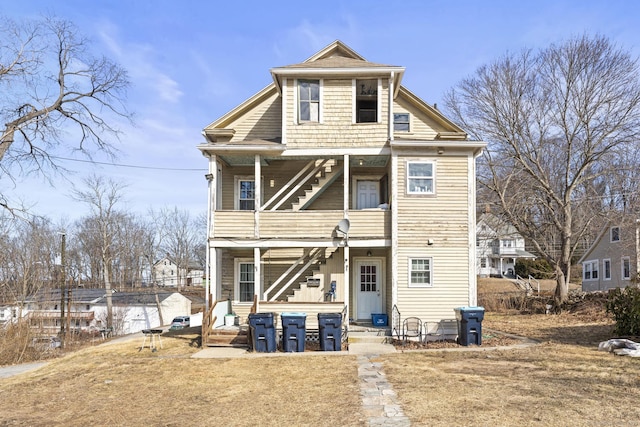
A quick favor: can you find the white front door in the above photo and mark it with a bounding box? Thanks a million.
[357,180,380,209]
[356,260,382,320]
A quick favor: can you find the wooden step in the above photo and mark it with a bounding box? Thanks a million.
[205,328,249,347]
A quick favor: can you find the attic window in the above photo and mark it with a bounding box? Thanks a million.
[610,226,620,242]
[394,113,410,131]
[298,79,320,122]
[356,79,378,123]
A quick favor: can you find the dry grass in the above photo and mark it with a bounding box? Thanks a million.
[0,331,364,426]
[382,311,640,427]
[2,295,639,426]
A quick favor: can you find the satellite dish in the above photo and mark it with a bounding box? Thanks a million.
[336,218,350,235]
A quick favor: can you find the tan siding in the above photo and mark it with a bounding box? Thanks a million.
[395,155,473,320]
[286,78,389,148]
[228,93,282,141]
[392,96,443,140]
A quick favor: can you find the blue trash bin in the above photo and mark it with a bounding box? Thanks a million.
[281,312,306,352]
[248,312,276,352]
[318,312,342,351]
[454,307,485,346]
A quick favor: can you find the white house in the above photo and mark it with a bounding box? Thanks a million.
[21,288,191,336]
[153,256,204,287]
[476,213,536,278]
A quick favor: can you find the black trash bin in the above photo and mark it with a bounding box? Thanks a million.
[281,312,306,352]
[248,312,276,352]
[454,307,485,346]
[318,312,342,351]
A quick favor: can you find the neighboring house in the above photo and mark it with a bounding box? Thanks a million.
[153,256,204,287]
[21,288,191,335]
[197,41,485,332]
[579,218,639,292]
[476,213,536,278]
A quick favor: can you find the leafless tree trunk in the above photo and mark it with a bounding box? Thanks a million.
[445,35,640,304]
[72,175,127,328]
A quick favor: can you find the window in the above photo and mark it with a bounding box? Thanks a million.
[394,113,410,131]
[480,258,487,268]
[603,259,611,280]
[407,161,435,194]
[298,79,320,122]
[583,260,599,280]
[237,179,255,211]
[622,257,631,280]
[238,262,255,302]
[610,226,620,242]
[356,79,378,123]
[409,258,432,287]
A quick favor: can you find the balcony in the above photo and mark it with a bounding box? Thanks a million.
[212,209,390,241]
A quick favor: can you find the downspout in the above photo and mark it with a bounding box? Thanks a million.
[343,154,350,326]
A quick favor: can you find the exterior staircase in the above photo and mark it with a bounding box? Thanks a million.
[204,325,249,347]
[287,247,341,302]
[291,159,343,211]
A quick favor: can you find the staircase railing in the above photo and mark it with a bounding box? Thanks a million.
[201,299,218,347]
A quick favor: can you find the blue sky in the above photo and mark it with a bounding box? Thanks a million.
[3,0,640,221]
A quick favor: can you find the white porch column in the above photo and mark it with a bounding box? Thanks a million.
[391,152,398,309]
[205,155,217,311]
[254,247,261,304]
[343,154,350,325]
[254,154,261,238]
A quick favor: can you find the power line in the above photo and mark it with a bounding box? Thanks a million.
[51,155,207,172]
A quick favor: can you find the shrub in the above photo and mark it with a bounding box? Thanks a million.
[514,258,554,279]
[606,286,640,336]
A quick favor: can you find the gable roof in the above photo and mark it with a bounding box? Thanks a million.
[578,215,639,264]
[270,40,405,96]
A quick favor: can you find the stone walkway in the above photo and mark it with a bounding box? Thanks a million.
[358,354,411,426]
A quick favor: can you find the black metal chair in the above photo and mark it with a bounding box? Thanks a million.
[402,317,422,344]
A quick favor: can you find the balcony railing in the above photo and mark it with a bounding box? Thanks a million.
[212,209,390,240]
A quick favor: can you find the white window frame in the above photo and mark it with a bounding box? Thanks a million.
[234,258,255,304]
[234,176,255,211]
[408,257,433,287]
[610,226,620,242]
[295,79,322,124]
[603,258,611,281]
[622,256,631,280]
[352,78,381,124]
[393,112,410,132]
[406,160,435,195]
[583,260,599,281]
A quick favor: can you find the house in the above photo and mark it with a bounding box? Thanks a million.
[476,212,536,278]
[197,40,485,340]
[21,288,191,335]
[579,218,639,292]
[153,256,204,287]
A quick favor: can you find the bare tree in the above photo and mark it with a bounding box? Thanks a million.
[445,35,640,304]
[72,175,127,328]
[159,207,202,290]
[0,15,130,191]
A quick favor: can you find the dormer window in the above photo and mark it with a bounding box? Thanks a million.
[355,79,378,123]
[298,79,320,122]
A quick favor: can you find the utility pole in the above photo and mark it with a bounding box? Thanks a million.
[59,232,66,348]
